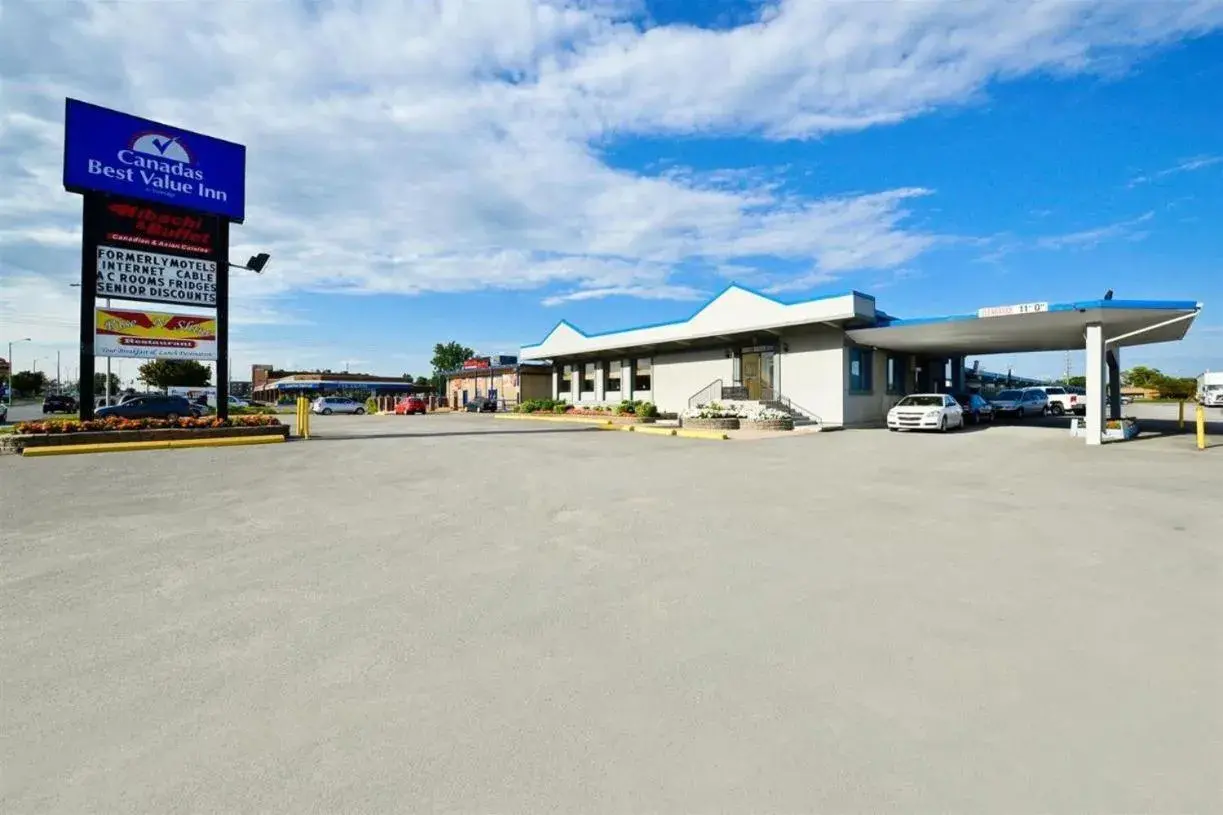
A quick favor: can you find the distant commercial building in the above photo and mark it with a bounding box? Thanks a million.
[251,365,426,403]
[443,355,552,408]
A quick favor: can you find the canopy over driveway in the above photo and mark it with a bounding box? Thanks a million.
[848,298,1203,446]
[847,299,1201,355]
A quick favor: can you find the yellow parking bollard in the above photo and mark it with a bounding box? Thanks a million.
[296,396,311,439]
[1197,404,1206,450]
[1178,400,1185,430]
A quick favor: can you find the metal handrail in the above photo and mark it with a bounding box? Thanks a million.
[688,379,723,408]
[765,390,824,429]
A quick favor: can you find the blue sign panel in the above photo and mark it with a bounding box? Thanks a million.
[63,99,246,222]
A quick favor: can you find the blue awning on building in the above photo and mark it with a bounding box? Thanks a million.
[271,380,418,391]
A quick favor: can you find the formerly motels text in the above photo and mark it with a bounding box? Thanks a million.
[95,246,217,306]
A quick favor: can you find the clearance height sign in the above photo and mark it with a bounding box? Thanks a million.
[95,307,217,361]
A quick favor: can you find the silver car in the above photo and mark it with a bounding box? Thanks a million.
[310,396,366,415]
[989,387,1049,418]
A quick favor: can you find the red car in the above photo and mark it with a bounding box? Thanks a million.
[394,396,427,415]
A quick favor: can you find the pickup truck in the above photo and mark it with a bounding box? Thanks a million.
[1036,386,1082,416]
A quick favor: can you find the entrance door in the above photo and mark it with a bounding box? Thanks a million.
[742,352,762,399]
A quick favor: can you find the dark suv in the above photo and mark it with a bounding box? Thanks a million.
[42,394,78,414]
[95,395,198,420]
[464,396,498,413]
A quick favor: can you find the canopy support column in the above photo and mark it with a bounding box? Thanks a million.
[1085,323,1104,445]
[950,357,966,393]
[1106,348,1121,420]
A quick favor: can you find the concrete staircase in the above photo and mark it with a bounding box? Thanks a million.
[753,399,821,428]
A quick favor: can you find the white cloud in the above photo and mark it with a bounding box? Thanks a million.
[1036,211,1154,250]
[541,283,706,306]
[2,0,1221,367]
[1128,155,1222,187]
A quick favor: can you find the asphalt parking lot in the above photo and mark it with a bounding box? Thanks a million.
[2,411,1220,813]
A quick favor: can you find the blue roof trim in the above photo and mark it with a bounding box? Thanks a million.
[521,283,875,348]
[869,299,1201,329]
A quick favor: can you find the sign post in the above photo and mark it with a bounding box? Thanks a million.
[78,196,100,418]
[63,99,246,421]
[216,223,231,418]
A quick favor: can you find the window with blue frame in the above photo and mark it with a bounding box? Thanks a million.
[886,353,906,394]
[848,347,874,393]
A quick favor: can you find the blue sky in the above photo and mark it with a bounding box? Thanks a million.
[1,0,1220,385]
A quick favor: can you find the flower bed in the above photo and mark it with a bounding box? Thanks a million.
[682,402,795,431]
[15,414,280,435]
[15,424,288,450]
[517,399,660,421]
[10,415,285,451]
[563,408,656,424]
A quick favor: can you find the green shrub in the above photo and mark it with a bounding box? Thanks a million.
[552,404,569,414]
[364,397,379,414]
[229,405,276,416]
[517,399,564,413]
[636,401,658,418]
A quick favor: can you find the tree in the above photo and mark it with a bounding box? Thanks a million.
[93,372,121,394]
[430,341,475,374]
[1122,366,1163,388]
[414,376,430,388]
[10,370,46,397]
[1066,375,1086,388]
[137,359,211,389]
[430,341,475,393]
[1156,376,1197,400]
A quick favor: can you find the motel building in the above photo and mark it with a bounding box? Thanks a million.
[518,284,1202,446]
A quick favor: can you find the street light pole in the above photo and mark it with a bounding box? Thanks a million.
[7,338,31,405]
[71,282,112,405]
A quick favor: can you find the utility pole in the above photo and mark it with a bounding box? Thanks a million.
[1064,350,1071,384]
[57,350,61,393]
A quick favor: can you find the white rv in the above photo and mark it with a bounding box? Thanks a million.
[1197,371,1223,407]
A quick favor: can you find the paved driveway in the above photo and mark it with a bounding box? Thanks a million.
[2,413,1220,813]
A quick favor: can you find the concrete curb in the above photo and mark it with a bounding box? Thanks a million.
[593,424,727,441]
[494,414,613,426]
[21,434,286,457]
[673,428,730,440]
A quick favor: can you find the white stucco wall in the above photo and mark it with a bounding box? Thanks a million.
[774,327,845,427]
[651,348,733,412]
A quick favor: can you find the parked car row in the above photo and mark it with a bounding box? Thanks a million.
[888,387,1054,433]
[888,383,1145,434]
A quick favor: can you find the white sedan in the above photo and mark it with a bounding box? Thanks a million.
[887,393,965,432]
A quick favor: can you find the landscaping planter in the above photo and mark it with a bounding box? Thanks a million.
[608,415,657,425]
[741,418,794,432]
[681,417,741,430]
[13,424,288,450]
